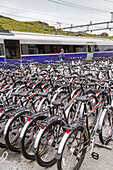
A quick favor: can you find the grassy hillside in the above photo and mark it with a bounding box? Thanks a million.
[0,15,112,38]
[0,15,71,35]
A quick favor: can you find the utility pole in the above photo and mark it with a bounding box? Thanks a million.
[56,22,62,29]
[70,24,73,32]
[111,12,113,22]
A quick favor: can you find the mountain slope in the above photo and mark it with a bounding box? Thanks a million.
[0,15,112,38]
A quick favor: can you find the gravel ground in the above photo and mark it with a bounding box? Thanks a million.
[0,139,113,170]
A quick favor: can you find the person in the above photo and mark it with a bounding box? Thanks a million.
[58,48,65,64]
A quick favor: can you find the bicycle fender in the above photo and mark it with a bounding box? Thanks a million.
[11,109,29,119]
[33,116,62,152]
[56,122,85,159]
[19,121,31,140]
[71,88,80,98]
[3,118,13,136]
[65,102,73,118]
[51,93,58,107]
[19,114,47,140]
[34,128,45,151]
[37,97,46,112]
[56,132,71,160]
[3,110,29,137]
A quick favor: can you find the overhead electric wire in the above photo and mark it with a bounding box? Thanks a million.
[0,5,89,23]
[0,2,110,25]
[0,2,109,27]
[0,12,63,24]
[1,5,107,27]
[0,1,111,33]
[0,11,80,27]
[48,0,110,14]
[104,0,113,3]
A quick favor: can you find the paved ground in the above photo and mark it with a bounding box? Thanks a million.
[0,138,113,170]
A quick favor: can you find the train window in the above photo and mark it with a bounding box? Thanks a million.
[73,45,86,52]
[94,45,99,52]
[62,45,70,53]
[95,45,113,52]
[21,44,28,55]
[73,45,77,52]
[88,45,93,52]
[4,40,20,59]
[0,44,4,56]
[28,44,39,54]
[37,45,45,54]
[21,44,40,55]
[50,45,59,53]
[70,45,73,52]
[21,44,48,54]
[46,45,50,54]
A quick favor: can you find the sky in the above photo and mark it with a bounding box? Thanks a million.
[0,0,113,35]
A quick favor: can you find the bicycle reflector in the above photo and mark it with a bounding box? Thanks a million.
[27,118,31,122]
[9,115,12,119]
[66,129,70,134]
[41,126,44,129]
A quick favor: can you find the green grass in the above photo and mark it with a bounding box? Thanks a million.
[0,15,113,39]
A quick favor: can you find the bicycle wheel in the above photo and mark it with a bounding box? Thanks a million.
[0,114,8,148]
[4,113,27,152]
[74,94,98,128]
[39,99,50,112]
[20,116,46,160]
[35,119,64,167]
[86,94,98,129]
[99,109,113,145]
[66,101,79,124]
[57,126,88,170]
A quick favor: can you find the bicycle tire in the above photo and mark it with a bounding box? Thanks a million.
[99,109,113,145]
[35,119,65,167]
[20,115,46,160]
[4,111,29,152]
[57,125,88,170]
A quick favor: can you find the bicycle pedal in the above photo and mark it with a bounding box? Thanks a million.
[91,152,99,160]
[52,140,56,147]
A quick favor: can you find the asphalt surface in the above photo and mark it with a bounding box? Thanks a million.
[0,138,113,170]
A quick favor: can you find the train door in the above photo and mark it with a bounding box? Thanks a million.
[4,40,20,63]
[87,43,93,60]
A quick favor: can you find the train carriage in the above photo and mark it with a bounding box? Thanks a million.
[0,31,113,64]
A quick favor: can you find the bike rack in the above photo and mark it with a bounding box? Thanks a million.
[95,133,112,150]
[95,142,112,150]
